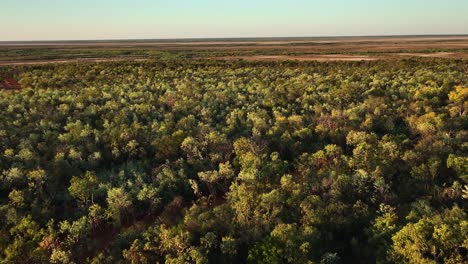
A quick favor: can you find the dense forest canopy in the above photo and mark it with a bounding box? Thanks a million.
[0,59,467,263]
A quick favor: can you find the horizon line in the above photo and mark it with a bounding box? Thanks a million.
[1,33,468,43]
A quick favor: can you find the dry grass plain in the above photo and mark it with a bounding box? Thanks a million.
[0,36,467,65]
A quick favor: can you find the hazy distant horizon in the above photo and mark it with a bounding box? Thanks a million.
[1,34,468,43]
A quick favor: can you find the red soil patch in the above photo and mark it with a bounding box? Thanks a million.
[0,77,21,90]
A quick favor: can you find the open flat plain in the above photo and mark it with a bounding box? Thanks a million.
[0,35,467,65]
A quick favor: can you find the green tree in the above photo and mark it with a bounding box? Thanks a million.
[391,206,467,264]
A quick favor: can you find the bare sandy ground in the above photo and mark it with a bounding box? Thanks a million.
[215,55,378,62]
[0,58,149,66]
[396,52,468,58]
[211,52,468,62]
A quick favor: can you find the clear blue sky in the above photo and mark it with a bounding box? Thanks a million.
[1,0,467,41]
